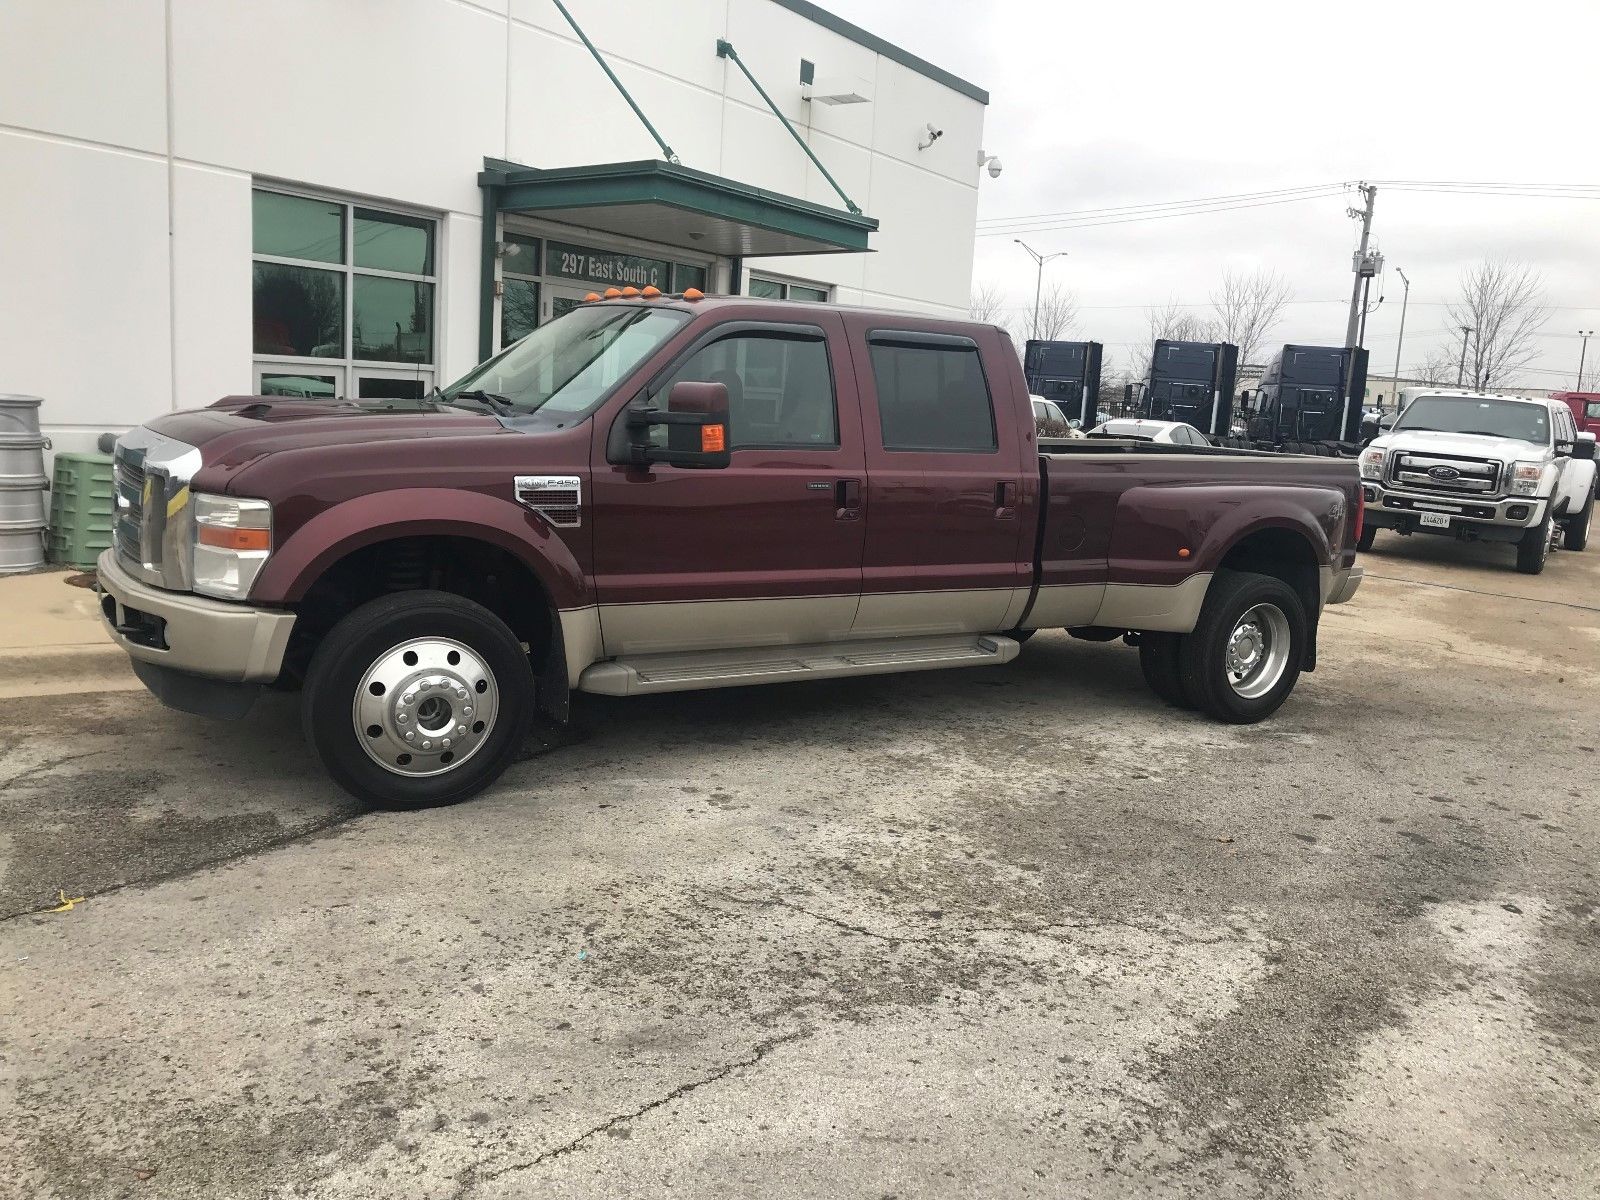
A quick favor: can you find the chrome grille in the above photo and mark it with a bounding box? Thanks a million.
[1389,452,1501,497]
[109,428,202,588]
[113,446,146,566]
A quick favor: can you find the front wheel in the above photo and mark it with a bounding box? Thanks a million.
[1177,570,1306,724]
[1516,515,1552,575]
[302,591,535,808]
[1563,489,1593,552]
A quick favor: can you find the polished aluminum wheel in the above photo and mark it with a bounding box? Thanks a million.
[1223,603,1291,699]
[352,638,499,777]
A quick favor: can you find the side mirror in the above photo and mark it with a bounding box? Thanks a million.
[1556,439,1574,457]
[1572,432,1596,461]
[1068,418,1082,430]
[626,381,732,469]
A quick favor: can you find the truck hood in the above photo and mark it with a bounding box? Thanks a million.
[1370,428,1546,462]
[140,396,511,475]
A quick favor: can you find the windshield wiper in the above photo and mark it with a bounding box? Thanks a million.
[434,388,517,418]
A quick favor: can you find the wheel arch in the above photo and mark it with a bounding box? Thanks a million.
[1209,521,1325,671]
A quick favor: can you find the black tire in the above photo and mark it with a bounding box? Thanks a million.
[1177,570,1306,724]
[1563,488,1593,552]
[301,590,535,808]
[1139,632,1194,709]
[1356,524,1377,553]
[1516,515,1552,575]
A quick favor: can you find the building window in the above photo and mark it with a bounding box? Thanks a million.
[748,275,831,303]
[502,234,542,348]
[252,187,438,399]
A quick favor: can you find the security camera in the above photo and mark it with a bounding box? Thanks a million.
[495,241,522,259]
[917,123,945,151]
[986,156,1003,179]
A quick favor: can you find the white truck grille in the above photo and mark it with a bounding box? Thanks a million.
[1389,452,1501,497]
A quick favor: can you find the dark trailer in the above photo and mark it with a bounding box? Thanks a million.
[1138,339,1239,438]
[1242,344,1369,454]
[1023,339,1103,428]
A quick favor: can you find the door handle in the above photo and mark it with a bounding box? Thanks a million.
[836,478,861,520]
[995,480,1018,519]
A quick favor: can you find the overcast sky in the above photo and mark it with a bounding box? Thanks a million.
[828,0,1600,389]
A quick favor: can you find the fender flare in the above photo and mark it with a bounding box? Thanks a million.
[251,487,591,610]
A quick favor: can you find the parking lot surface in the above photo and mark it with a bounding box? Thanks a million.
[3,534,1598,1199]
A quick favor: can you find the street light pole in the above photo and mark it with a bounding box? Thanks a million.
[1389,268,1410,410]
[1344,183,1377,348]
[1456,325,1475,388]
[1013,239,1067,341]
[1578,330,1595,392]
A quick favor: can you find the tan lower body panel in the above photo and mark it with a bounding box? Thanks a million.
[558,606,604,682]
[1021,583,1105,629]
[852,587,1026,639]
[1090,573,1213,632]
[596,594,859,657]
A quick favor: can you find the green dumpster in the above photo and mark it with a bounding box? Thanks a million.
[48,451,115,569]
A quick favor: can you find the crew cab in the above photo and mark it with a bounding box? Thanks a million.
[99,294,1363,807]
[1358,388,1597,574]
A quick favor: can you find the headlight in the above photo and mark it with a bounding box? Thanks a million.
[1509,462,1544,497]
[1359,447,1386,480]
[191,494,272,599]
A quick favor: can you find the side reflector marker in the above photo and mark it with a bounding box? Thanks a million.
[701,424,726,453]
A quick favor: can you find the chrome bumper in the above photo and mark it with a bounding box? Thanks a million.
[1363,482,1546,530]
[96,548,294,684]
[1327,565,1363,606]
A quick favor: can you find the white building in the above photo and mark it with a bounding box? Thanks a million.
[0,0,989,456]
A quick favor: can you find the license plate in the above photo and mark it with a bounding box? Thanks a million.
[1419,512,1450,529]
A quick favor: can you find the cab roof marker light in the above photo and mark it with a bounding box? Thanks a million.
[583,292,601,302]
[641,285,661,298]
[682,288,704,301]
[603,287,622,299]
[621,286,641,297]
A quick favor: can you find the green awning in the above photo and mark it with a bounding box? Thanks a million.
[480,158,879,258]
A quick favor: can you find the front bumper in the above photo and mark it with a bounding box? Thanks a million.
[96,548,295,684]
[1362,483,1545,542]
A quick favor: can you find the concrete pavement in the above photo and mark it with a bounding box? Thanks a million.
[1,539,1597,1198]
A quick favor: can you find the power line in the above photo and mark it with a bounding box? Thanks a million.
[975,182,1346,228]
[976,190,1345,238]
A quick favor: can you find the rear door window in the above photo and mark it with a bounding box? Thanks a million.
[868,337,997,452]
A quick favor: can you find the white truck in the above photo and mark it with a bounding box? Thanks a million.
[1358,389,1597,574]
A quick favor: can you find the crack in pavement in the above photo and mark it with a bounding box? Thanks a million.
[0,809,361,924]
[456,1029,810,1195]
[0,751,107,792]
[713,891,1244,950]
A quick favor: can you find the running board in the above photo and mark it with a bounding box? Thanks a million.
[577,633,1021,697]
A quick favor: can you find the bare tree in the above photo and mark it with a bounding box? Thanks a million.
[1209,269,1292,366]
[969,282,1007,325]
[1409,348,1459,386]
[1129,301,1211,382]
[1029,283,1079,341]
[1444,260,1549,391]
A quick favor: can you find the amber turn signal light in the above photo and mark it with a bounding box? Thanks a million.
[198,526,270,551]
[701,424,726,453]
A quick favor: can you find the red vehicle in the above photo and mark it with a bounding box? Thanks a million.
[1552,392,1600,438]
[99,294,1363,807]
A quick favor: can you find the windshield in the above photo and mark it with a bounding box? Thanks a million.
[440,304,688,417]
[1393,396,1550,445]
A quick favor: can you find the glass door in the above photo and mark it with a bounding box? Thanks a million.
[545,283,592,324]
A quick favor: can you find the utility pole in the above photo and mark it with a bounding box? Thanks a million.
[1456,325,1474,388]
[1389,267,1410,410]
[1014,239,1067,341]
[1344,183,1377,348]
[1579,330,1595,391]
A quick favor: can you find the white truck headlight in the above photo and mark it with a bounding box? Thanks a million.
[1359,447,1385,480]
[191,494,272,599]
[1509,462,1544,497]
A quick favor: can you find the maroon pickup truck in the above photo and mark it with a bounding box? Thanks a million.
[100,294,1363,807]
